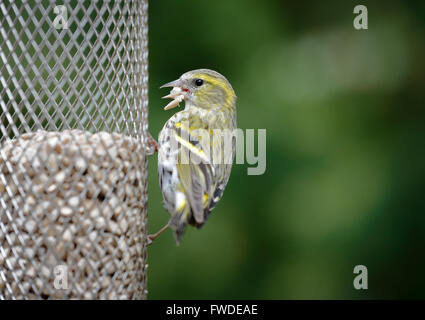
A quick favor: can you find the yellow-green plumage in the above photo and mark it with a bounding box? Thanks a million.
[158,69,237,243]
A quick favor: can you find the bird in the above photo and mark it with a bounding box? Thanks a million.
[149,69,237,244]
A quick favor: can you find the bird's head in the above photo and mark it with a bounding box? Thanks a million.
[161,69,236,111]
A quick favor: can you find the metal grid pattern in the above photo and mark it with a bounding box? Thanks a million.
[0,0,149,299]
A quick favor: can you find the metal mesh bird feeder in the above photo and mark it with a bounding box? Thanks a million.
[0,0,149,299]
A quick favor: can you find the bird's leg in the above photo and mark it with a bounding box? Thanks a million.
[147,223,170,245]
[146,132,159,155]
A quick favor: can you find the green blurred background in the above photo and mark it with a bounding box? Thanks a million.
[147,0,425,299]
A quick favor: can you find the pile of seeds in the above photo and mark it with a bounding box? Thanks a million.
[0,130,148,299]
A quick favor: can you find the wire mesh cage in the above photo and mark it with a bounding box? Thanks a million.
[0,0,149,299]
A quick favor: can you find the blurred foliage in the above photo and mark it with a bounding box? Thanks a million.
[147,0,425,299]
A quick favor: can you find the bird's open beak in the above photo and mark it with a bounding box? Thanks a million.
[160,79,187,110]
[160,79,181,89]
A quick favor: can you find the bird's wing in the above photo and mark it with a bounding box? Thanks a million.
[173,119,215,225]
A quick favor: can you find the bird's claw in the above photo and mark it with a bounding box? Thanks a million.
[147,223,170,245]
[146,132,159,156]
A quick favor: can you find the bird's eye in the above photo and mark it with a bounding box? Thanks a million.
[195,79,204,86]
